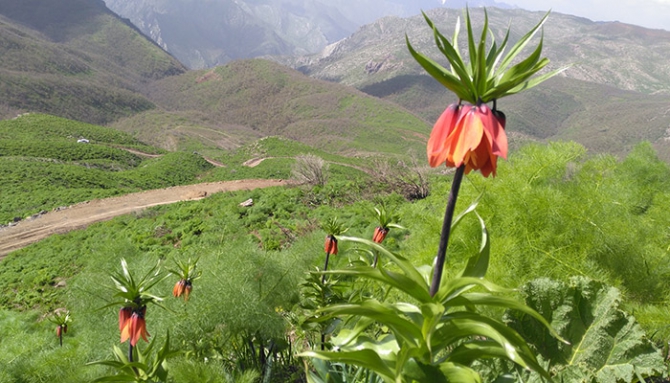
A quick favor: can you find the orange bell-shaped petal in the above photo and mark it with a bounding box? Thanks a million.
[372,227,388,243]
[173,280,185,298]
[427,102,507,178]
[324,235,338,255]
[427,103,463,167]
[119,307,132,332]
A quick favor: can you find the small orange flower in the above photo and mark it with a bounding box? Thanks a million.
[120,306,150,346]
[427,102,508,177]
[372,227,389,243]
[56,326,62,338]
[324,235,338,255]
[173,280,185,298]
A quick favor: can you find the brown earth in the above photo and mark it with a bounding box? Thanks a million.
[0,179,287,258]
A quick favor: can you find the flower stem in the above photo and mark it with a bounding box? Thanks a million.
[429,164,466,297]
[321,252,330,285]
[128,343,133,363]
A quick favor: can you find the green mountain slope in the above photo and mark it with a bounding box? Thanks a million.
[0,0,186,124]
[361,74,670,161]
[112,59,431,157]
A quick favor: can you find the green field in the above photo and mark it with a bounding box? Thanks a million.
[1,138,669,381]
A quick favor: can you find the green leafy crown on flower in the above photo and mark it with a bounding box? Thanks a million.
[406,8,569,104]
[167,256,202,282]
[107,258,169,309]
[320,217,348,237]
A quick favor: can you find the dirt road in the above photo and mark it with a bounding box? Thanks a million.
[0,179,287,258]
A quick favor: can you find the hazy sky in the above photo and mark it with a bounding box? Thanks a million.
[497,0,670,30]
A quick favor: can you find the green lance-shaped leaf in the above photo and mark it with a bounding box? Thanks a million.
[408,8,564,103]
[459,212,490,279]
[406,35,472,100]
[317,300,424,348]
[320,265,432,303]
[432,312,551,380]
[339,236,429,296]
[505,277,666,382]
[435,276,513,304]
[494,11,550,76]
[302,350,397,383]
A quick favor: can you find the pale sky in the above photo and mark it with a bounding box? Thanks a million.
[501,0,670,30]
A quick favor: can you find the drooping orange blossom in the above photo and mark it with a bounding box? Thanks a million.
[120,306,150,346]
[324,235,338,255]
[427,102,507,177]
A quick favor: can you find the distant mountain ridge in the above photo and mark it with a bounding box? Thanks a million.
[284,7,670,95]
[101,0,507,69]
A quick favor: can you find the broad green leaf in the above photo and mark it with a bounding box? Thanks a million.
[506,277,666,382]
[339,236,429,294]
[435,276,513,303]
[459,213,490,279]
[318,300,423,347]
[438,361,483,383]
[301,350,396,383]
[330,317,375,346]
[324,266,431,303]
[420,302,445,352]
[403,358,450,383]
[337,333,401,360]
[432,312,548,378]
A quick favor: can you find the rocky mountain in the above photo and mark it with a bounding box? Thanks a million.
[0,0,186,123]
[285,7,670,95]
[101,0,507,69]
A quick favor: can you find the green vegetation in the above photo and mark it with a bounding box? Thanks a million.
[1,141,670,381]
[0,114,212,222]
[0,0,184,124]
[113,59,430,157]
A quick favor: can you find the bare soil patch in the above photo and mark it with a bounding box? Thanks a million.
[0,179,287,258]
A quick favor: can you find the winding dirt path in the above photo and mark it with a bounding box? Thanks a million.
[0,179,287,258]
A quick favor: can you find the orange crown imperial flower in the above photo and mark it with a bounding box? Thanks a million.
[120,306,150,346]
[427,102,507,177]
[408,9,567,175]
[173,280,185,298]
[324,235,338,255]
[372,227,389,243]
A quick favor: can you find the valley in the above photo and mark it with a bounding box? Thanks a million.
[1,0,670,382]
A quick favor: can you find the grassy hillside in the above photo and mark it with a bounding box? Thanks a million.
[0,141,669,381]
[0,0,186,124]
[113,59,431,157]
[0,114,214,223]
[361,74,670,161]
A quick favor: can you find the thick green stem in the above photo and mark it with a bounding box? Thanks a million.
[128,343,133,363]
[429,165,466,297]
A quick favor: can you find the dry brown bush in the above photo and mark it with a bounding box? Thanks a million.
[292,154,329,186]
[370,156,430,201]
